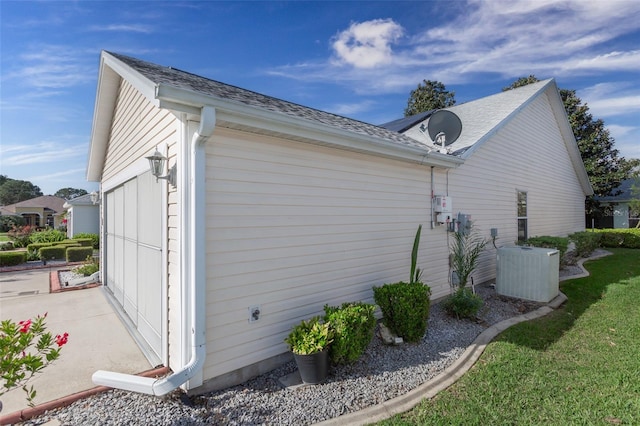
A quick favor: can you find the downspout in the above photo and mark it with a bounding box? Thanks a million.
[92,106,216,396]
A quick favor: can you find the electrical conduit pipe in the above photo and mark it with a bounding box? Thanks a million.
[92,106,216,396]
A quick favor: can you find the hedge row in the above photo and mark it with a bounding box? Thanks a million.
[0,251,27,267]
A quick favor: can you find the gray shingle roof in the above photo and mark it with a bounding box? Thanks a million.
[107,52,432,152]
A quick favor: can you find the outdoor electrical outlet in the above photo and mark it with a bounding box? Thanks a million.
[249,305,261,323]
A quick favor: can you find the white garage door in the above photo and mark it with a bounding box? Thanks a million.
[105,171,163,362]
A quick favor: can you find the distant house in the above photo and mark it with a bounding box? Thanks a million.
[63,193,100,237]
[1,195,66,229]
[87,51,592,398]
[587,178,640,229]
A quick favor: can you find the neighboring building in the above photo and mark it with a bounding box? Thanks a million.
[586,178,640,229]
[63,193,100,237]
[1,195,67,229]
[87,51,592,397]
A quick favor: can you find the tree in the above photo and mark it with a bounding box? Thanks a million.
[54,187,88,200]
[504,76,636,216]
[0,178,43,205]
[404,80,456,117]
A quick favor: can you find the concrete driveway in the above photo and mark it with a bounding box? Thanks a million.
[0,267,153,416]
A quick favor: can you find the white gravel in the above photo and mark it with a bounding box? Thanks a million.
[20,282,546,426]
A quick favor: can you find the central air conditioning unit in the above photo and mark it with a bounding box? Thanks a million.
[496,246,560,303]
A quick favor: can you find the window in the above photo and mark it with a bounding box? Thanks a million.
[517,191,527,243]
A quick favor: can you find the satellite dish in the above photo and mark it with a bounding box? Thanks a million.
[427,110,462,148]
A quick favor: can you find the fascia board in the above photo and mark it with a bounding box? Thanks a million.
[86,58,120,181]
[156,84,462,169]
[102,52,159,105]
[87,52,160,182]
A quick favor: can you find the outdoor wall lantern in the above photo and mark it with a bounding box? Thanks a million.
[90,191,100,205]
[146,148,177,188]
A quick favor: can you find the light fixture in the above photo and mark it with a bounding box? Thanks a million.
[146,148,177,187]
[90,191,100,205]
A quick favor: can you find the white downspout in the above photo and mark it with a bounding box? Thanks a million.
[92,106,216,396]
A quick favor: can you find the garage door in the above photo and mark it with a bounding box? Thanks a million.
[105,171,163,362]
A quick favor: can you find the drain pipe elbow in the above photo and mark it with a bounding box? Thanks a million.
[93,105,216,396]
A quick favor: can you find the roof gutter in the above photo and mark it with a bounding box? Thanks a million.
[92,106,216,396]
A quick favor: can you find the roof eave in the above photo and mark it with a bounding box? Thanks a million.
[155,84,463,169]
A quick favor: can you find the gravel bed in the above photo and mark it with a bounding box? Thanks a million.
[21,282,547,426]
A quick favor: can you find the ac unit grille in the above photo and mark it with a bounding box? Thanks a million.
[496,246,560,303]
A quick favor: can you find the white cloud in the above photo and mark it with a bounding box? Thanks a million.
[579,82,640,117]
[88,24,154,33]
[331,19,404,69]
[1,140,87,166]
[270,0,640,93]
[3,45,95,89]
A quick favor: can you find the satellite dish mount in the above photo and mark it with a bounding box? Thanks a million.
[426,110,462,153]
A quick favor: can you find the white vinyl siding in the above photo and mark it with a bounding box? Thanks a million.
[447,92,586,284]
[201,128,450,380]
[103,79,177,181]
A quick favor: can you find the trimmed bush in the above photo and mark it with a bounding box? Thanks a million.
[524,236,569,265]
[66,247,94,263]
[0,251,27,267]
[73,233,99,249]
[569,231,601,257]
[39,246,66,261]
[71,238,93,247]
[595,229,640,249]
[373,281,431,343]
[323,302,376,365]
[26,243,54,261]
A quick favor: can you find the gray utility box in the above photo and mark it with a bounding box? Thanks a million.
[496,246,560,303]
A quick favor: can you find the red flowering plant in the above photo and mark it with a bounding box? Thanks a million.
[0,313,69,408]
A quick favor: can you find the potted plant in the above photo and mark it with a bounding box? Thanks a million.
[284,316,333,384]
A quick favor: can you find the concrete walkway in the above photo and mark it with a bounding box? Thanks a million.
[0,267,153,417]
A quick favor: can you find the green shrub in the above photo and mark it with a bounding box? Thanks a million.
[73,233,99,249]
[26,243,54,261]
[0,251,26,267]
[38,246,66,261]
[569,232,601,257]
[595,229,640,249]
[7,225,34,248]
[73,256,100,276]
[284,317,334,355]
[30,229,66,244]
[443,287,484,320]
[66,247,94,263]
[323,302,376,365]
[524,236,569,265]
[70,238,93,248]
[373,281,431,343]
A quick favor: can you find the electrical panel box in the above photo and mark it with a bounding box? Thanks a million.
[434,196,452,213]
[436,212,452,224]
[457,212,472,234]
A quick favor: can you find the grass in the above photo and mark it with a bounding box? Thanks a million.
[378,248,640,425]
[0,233,9,242]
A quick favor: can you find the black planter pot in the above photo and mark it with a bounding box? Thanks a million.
[293,349,329,384]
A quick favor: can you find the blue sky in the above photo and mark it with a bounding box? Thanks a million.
[1,0,639,196]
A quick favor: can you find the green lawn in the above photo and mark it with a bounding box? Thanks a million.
[379,248,640,425]
[0,233,8,242]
